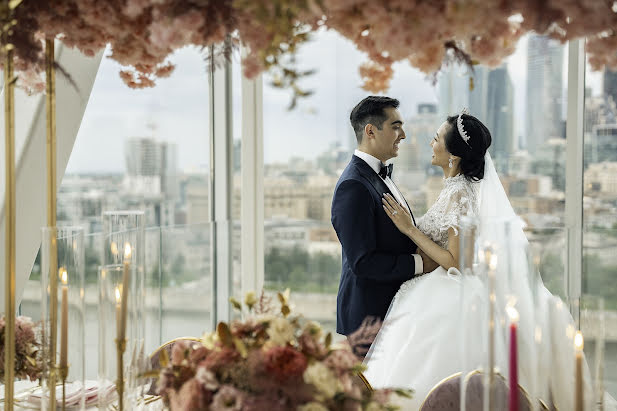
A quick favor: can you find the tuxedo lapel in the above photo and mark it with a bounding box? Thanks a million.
[390,179,416,226]
[352,156,392,198]
[351,156,417,225]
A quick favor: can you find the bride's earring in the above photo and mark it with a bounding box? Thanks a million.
[448,158,453,168]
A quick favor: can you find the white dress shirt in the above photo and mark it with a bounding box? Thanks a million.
[354,149,424,275]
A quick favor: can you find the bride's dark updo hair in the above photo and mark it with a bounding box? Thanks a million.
[444,113,492,181]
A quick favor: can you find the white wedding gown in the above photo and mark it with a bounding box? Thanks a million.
[363,161,602,410]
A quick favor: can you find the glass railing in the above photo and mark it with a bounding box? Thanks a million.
[524,226,570,300]
[20,222,214,381]
[18,222,616,396]
[525,224,617,397]
[263,220,342,337]
[583,224,617,398]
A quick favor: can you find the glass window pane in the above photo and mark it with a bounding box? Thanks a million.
[263,31,569,339]
[22,46,212,381]
[160,224,212,342]
[583,61,617,397]
[231,60,242,310]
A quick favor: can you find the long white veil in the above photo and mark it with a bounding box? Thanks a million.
[473,152,594,410]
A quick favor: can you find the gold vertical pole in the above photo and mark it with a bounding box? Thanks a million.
[4,44,16,411]
[116,339,126,411]
[45,37,58,411]
[45,42,56,226]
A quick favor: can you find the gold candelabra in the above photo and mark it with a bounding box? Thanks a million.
[2,0,17,409]
[45,36,59,411]
[57,364,68,411]
[116,338,127,411]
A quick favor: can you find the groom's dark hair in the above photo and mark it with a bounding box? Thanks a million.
[350,96,400,144]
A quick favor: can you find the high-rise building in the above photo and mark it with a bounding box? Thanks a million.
[587,124,617,165]
[439,64,514,172]
[486,65,515,173]
[438,65,470,119]
[604,69,617,106]
[526,35,564,153]
[160,141,179,201]
[396,104,440,188]
[124,136,179,226]
[125,137,161,177]
[402,104,439,170]
[125,137,178,197]
[186,177,210,224]
[469,66,489,123]
[583,85,617,167]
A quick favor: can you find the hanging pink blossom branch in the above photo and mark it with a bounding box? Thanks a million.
[1,0,616,103]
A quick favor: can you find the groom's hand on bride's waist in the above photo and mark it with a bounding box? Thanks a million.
[418,248,438,274]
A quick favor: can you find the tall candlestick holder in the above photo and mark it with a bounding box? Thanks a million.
[57,364,68,411]
[98,211,146,410]
[115,338,126,411]
[573,294,606,411]
[458,217,538,411]
[40,227,85,411]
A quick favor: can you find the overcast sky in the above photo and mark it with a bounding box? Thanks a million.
[65,30,602,174]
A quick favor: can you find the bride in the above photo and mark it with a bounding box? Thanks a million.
[363,109,596,410]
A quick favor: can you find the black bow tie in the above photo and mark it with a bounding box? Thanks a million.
[379,163,393,179]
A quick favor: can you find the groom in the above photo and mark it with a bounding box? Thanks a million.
[332,96,436,337]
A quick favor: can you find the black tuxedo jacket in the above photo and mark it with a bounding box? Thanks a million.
[331,155,418,335]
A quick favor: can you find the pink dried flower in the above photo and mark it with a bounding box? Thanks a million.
[298,330,328,360]
[190,344,210,364]
[345,316,382,360]
[154,62,175,78]
[195,366,219,391]
[211,385,244,411]
[203,347,240,372]
[168,377,211,411]
[264,345,308,382]
[243,394,289,411]
[324,349,359,376]
[123,0,152,19]
[171,340,191,365]
[359,61,393,93]
[408,41,446,74]
[230,317,267,340]
[0,315,41,383]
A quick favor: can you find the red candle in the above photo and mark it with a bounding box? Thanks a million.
[507,306,519,411]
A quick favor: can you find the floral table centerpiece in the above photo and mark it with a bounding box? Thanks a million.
[0,315,41,384]
[155,290,409,411]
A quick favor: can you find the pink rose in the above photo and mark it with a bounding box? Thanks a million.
[263,345,308,382]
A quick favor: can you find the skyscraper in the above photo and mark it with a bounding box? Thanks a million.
[604,69,617,106]
[160,141,179,201]
[124,137,179,226]
[526,35,564,153]
[486,65,514,172]
[125,137,161,177]
[399,103,439,174]
[469,66,489,123]
[438,65,470,119]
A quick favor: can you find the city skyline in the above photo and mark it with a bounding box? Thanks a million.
[65,32,603,174]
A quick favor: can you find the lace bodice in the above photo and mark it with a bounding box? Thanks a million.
[416,174,479,249]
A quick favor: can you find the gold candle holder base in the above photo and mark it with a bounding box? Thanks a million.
[55,364,69,411]
[115,338,127,411]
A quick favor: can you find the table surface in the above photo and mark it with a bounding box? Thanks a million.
[0,381,163,410]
